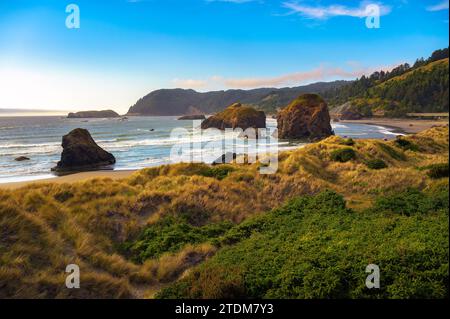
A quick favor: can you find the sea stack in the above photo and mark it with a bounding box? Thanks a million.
[52,128,116,172]
[178,114,206,120]
[277,94,333,140]
[67,110,120,118]
[201,103,266,130]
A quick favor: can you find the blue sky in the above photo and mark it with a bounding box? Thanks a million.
[0,0,448,113]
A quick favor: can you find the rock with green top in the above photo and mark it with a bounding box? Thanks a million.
[277,94,333,140]
[201,103,266,130]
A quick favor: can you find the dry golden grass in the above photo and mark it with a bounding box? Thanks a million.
[0,126,448,298]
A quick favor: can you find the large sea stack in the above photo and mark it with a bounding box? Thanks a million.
[277,94,333,140]
[201,103,266,130]
[52,128,116,172]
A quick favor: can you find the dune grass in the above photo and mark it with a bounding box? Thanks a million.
[0,126,448,298]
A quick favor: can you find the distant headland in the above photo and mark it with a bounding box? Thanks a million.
[67,110,120,118]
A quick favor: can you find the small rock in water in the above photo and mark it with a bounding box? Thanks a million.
[15,156,30,161]
[149,128,155,131]
[178,115,206,120]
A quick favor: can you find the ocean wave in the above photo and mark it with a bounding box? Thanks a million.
[98,131,241,149]
[0,141,60,149]
[373,125,405,136]
[0,126,18,131]
[332,123,349,129]
[0,174,56,184]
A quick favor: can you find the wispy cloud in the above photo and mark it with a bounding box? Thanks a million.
[282,1,391,19]
[426,0,449,11]
[172,64,394,90]
[222,65,386,88]
[172,78,208,89]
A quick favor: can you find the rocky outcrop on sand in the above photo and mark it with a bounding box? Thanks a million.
[201,103,266,130]
[340,110,363,120]
[67,110,120,118]
[52,128,116,172]
[178,115,206,120]
[277,94,333,140]
[329,101,363,120]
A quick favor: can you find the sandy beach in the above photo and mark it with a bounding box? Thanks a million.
[0,170,136,190]
[339,118,449,134]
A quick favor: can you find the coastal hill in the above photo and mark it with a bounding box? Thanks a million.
[326,48,449,118]
[126,81,349,116]
[67,110,120,118]
[126,48,448,118]
[0,126,448,298]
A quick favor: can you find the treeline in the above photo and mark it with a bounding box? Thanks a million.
[324,48,449,117]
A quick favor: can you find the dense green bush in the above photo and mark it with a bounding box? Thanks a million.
[426,163,449,179]
[366,159,388,170]
[330,148,357,162]
[121,217,233,262]
[204,165,235,180]
[157,188,449,299]
[394,138,419,151]
[377,142,407,161]
[340,138,355,146]
[373,187,448,216]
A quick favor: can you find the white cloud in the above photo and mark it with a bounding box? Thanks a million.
[426,0,449,11]
[172,63,394,90]
[172,78,208,89]
[282,1,391,19]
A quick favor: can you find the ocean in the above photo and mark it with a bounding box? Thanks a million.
[0,116,402,183]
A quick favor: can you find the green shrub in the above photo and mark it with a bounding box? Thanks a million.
[394,138,419,151]
[206,165,235,180]
[373,187,448,216]
[121,217,233,262]
[340,138,355,146]
[377,142,406,161]
[426,163,449,179]
[158,189,449,298]
[330,148,356,162]
[366,159,388,170]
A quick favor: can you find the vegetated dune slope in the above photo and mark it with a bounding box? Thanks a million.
[0,126,448,298]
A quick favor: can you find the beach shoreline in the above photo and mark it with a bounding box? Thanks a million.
[0,170,137,190]
[339,118,449,134]
[1,119,448,190]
